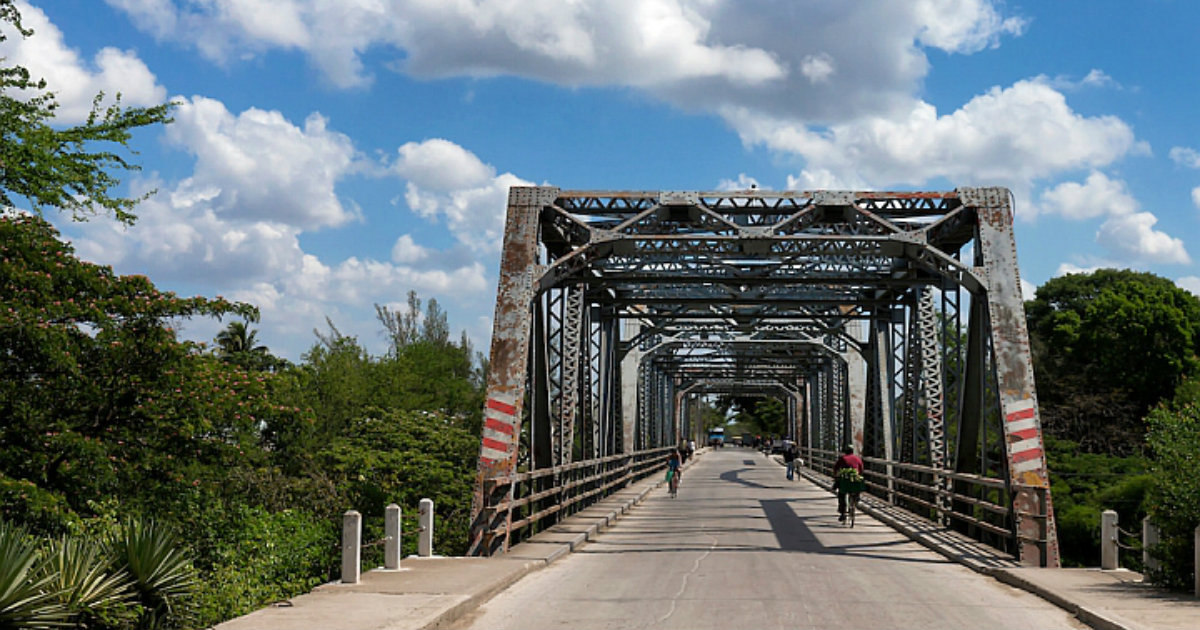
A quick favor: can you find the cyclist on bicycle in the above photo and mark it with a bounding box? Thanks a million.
[833,445,864,522]
[667,449,682,496]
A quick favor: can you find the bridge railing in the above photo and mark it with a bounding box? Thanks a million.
[805,448,1049,563]
[481,446,675,542]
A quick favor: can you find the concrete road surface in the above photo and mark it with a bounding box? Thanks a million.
[455,448,1086,630]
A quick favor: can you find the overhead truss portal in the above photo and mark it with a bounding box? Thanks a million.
[470,187,1059,567]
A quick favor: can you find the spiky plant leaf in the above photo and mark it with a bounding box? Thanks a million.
[39,536,134,619]
[0,520,70,629]
[110,519,197,630]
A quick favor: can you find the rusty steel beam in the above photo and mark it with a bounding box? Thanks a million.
[965,187,1060,567]
[468,187,556,557]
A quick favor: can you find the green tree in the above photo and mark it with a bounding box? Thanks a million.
[316,408,478,557]
[1026,269,1200,453]
[0,0,171,224]
[215,321,265,356]
[0,214,259,528]
[719,395,787,438]
[1044,437,1149,568]
[1144,377,1200,590]
[214,320,284,372]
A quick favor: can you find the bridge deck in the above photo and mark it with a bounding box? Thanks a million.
[217,449,1199,630]
[457,448,1076,629]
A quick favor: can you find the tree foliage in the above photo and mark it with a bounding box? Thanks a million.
[1,214,487,625]
[1044,437,1149,568]
[1144,377,1200,590]
[1027,269,1200,453]
[719,395,786,438]
[0,0,172,224]
[0,6,487,620]
[0,215,260,524]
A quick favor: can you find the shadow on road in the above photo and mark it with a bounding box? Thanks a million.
[759,498,949,564]
[719,468,783,489]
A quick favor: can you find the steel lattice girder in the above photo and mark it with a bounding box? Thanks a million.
[470,186,1059,567]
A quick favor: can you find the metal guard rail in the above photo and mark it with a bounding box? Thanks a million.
[482,446,675,538]
[804,447,1049,556]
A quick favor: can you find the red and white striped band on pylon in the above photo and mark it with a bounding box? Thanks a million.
[1003,397,1044,476]
[479,394,518,466]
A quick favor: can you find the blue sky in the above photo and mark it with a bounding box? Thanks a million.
[5,0,1200,360]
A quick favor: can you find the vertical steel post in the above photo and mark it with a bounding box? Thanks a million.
[846,344,866,457]
[468,186,555,556]
[965,186,1061,567]
[873,318,896,502]
[917,289,948,522]
[559,286,585,466]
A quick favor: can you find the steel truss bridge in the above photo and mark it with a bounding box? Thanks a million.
[469,187,1059,567]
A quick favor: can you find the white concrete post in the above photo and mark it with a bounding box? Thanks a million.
[418,498,434,557]
[1194,525,1199,597]
[1142,516,1159,575]
[341,510,362,584]
[384,504,401,570]
[1100,509,1118,570]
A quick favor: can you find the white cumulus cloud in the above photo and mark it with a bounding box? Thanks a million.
[1169,146,1200,169]
[60,98,501,360]
[0,1,166,123]
[391,234,430,264]
[105,0,788,89]
[734,79,1141,200]
[103,0,1029,125]
[1038,173,1189,266]
[912,0,1026,53]
[1177,276,1200,297]
[1096,212,1191,265]
[165,96,362,230]
[799,53,836,84]
[395,139,533,253]
[716,174,762,192]
[394,139,495,192]
[1020,278,1036,301]
[1039,171,1137,220]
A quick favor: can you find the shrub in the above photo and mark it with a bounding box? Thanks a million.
[190,505,337,628]
[1145,379,1200,590]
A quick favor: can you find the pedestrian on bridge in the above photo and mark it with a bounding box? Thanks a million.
[783,441,799,480]
[833,445,864,522]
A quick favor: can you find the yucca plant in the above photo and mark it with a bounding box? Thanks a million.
[0,520,69,629]
[109,519,198,630]
[39,536,136,627]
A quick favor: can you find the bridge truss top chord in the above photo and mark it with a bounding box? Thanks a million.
[469,187,1059,567]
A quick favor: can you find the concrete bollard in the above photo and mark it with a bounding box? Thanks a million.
[418,498,434,557]
[1100,510,1118,570]
[341,510,362,584]
[1142,516,1159,575]
[384,504,401,570]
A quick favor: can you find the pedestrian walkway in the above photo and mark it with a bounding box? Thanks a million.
[215,448,1199,630]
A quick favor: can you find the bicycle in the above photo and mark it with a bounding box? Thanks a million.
[667,469,679,497]
[846,491,860,527]
[836,469,865,528]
